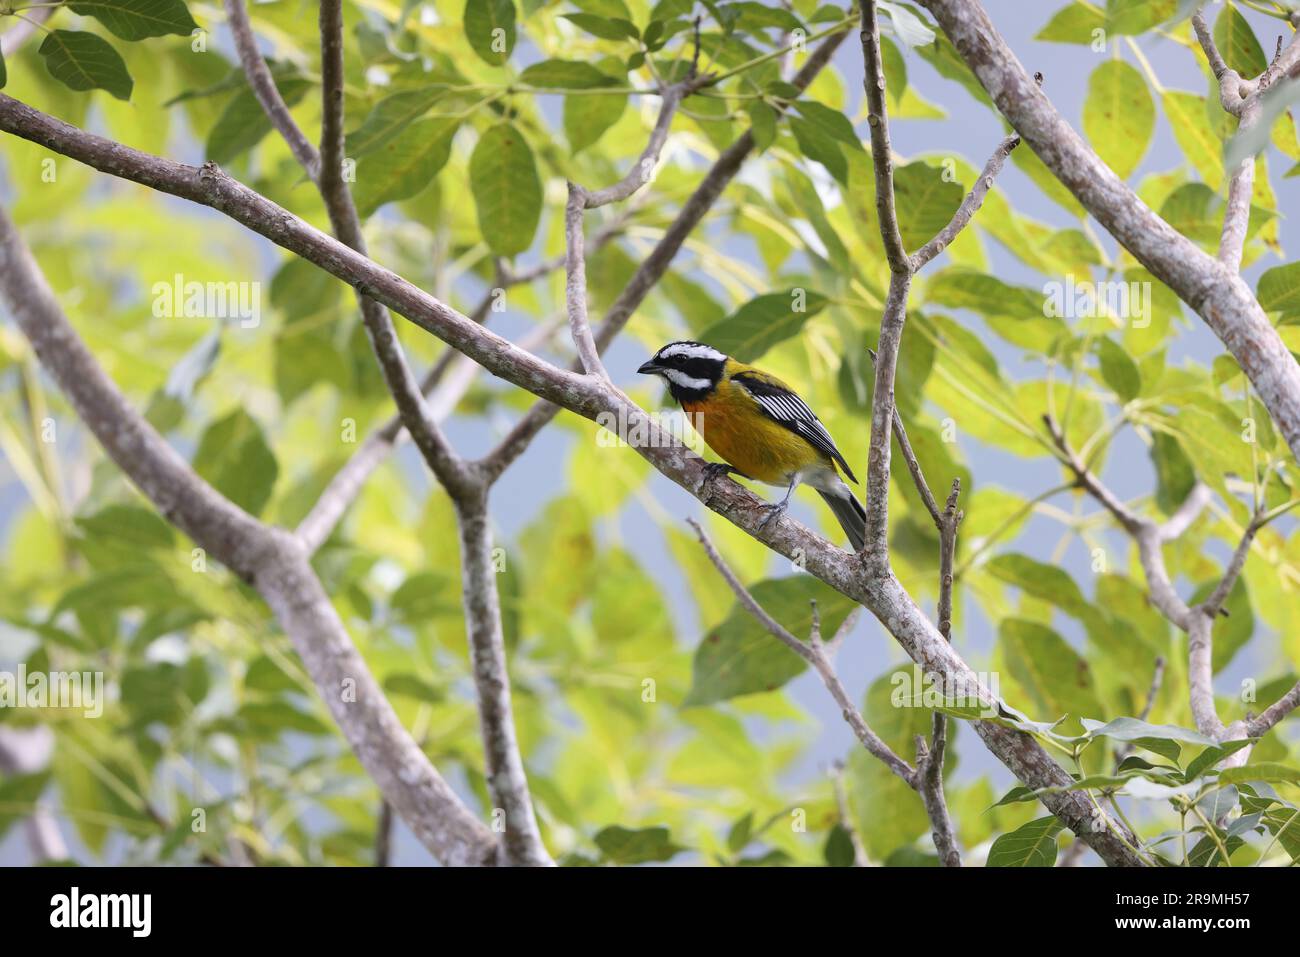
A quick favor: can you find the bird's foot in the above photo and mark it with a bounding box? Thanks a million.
[703,462,737,482]
[756,499,788,531]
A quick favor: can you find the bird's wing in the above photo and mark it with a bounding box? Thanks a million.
[732,371,858,484]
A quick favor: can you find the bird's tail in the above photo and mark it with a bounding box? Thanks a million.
[817,482,867,553]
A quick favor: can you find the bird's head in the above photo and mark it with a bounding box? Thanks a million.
[637,341,727,402]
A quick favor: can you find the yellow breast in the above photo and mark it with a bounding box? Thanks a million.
[682,376,828,485]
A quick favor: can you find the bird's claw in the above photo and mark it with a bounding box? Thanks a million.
[702,462,734,482]
[756,500,787,531]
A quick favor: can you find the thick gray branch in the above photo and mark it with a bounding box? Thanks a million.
[455,491,552,865]
[919,0,1300,464]
[0,204,498,866]
[0,91,1142,866]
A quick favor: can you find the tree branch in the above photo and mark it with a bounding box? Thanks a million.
[0,84,1142,865]
[856,3,1018,567]
[687,519,916,784]
[1190,9,1300,272]
[1,7,52,57]
[1043,411,1300,748]
[0,203,499,866]
[222,0,320,178]
[691,516,968,865]
[317,0,347,202]
[859,2,908,274]
[1247,680,1300,737]
[910,133,1020,270]
[455,490,552,865]
[478,24,853,479]
[918,0,1300,464]
[0,726,67,863]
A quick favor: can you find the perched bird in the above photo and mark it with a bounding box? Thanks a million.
[637,341,866,551]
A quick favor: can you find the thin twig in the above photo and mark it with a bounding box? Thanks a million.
[478,24,853,480]
[223,0,320,178]
[910,133,1021,270]
[1115,656,1167,764]
[687,519,917,784]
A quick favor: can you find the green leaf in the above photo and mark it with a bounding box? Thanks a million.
[382,673,445,703]
[823,823,856,866]
[0,47,7,90]
[682,575,856,706]
[1106,0,1177,36]
[463,0,516,66]
[1262,807,1300,862]
[1035,2,1106,44]
[893,161,963,251]
[1183,741,1255,782]
[1213,3,1267,78]
[1258,261,1300,321]
[0,772,53,842]
[234,699,331,737]
[39,30,134,101]
[998,618,1103,723]
[987,816,1063,866]
[74,504,175,551]
[345,86,445,158]
[389,571,457,622]
[469,123,542,258]
[1093,337,1141,402]
[1163,91,1223,189]
[1159,182,1222,246]
[564,91,627,153]
[1151,431,1196,514]
[986,553,1091,617]
[697,289,828,362]
[1218,763,1300,786]
[1083,717,1219,764]
[789,103,858,184]
[67,0,198,41]
[1082,59,1153,180]
[244,655,301,694]
[354,117,459,216]
[270,256,339,321]
[1188,831,1244,866]
[518,59,617,88]
[726,811,754,853]
[561,13,639,39]
[885,846,941,866]
[192,409,279,517]
[206,76,310,165]
[594,825,685,863]
[122,659,208,726]
[1198,784,1239,821]
[744,100,777,152]
[925,269,1043,319]
[879,0,934,47]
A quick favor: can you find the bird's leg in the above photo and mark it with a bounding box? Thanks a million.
[757,477,796,530]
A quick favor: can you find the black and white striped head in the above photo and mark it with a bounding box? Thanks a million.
[637,341,728,402]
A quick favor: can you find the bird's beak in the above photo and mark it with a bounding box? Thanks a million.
[636,360,661,375]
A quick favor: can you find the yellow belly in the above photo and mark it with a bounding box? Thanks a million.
[682,396,825,485]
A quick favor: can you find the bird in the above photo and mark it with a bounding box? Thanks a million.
[637,341,866,551]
